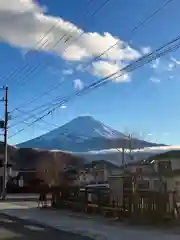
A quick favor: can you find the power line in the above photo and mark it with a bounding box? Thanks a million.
[9,108,58,129]
[9,86,72,124]
[6,1,111,118]
[0,0,94,85]
[9,22,176,131]
[8,34,180,139]
[62,0,111,54]
[10,34,180,132]
[10,0,173,114]
[10,0,175,125]
[9,100,59,127]
[3,0,110,91]
[10,78,66,115]
[81,0,174,70]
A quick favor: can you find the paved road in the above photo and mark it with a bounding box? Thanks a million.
[5,194,51,201]
[0,213,93,240]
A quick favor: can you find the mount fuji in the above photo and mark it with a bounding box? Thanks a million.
[17,116,162,152]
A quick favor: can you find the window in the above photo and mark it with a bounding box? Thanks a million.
[137,175,142,180]
[158,160,172,174]
[137,180,149,189]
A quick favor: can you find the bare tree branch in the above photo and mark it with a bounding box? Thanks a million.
[36,151,84,187]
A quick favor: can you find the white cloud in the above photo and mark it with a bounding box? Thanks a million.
[62,68,73,75]
[61,105,67,109]
[91,61,130,82]
[150,77,160,83]
[171,57,180,65]
[167,62,175,71]
[150,59,159,69]
[141,46,151,55]
[0,0,43,13]
[73,79,83,90]
[147,133,153,136]
[0,0,141,80]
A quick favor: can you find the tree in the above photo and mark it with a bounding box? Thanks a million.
[36,151,83,187]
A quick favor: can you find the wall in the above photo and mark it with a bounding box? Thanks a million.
[78,171,94,185]
[125,164,154,174]
[117,164,163,191]
[0,167,13,177]
[109,176,123,206]
[107,158,180,193]
[78,169,108,185]
[166,176,180,192]
[153,157,180,172]
[150,158,180,193]
[77,163,113,185]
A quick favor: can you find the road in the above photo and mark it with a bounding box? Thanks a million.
[0,213,93,240]
[5,194,44,201]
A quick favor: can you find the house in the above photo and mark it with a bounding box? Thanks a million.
[108,149,180,194]
[146,150,180,201]
[76,160,120,186]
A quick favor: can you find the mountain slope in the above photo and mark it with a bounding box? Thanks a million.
[38,116,126,140]
[17,116,162,151]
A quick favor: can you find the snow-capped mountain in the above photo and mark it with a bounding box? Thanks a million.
[17,116,162,152]
[40,116,126,140]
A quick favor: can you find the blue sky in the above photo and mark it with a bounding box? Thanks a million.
[1,0,180,145]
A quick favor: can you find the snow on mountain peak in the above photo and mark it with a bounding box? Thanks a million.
[54,115,125,139]
[17,116,131,150]
[17,116,162,151]
[22,116,126,143]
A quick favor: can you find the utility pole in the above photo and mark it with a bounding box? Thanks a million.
[1,86,8,200]
[128,133,132,161]
[122,147,125,167]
